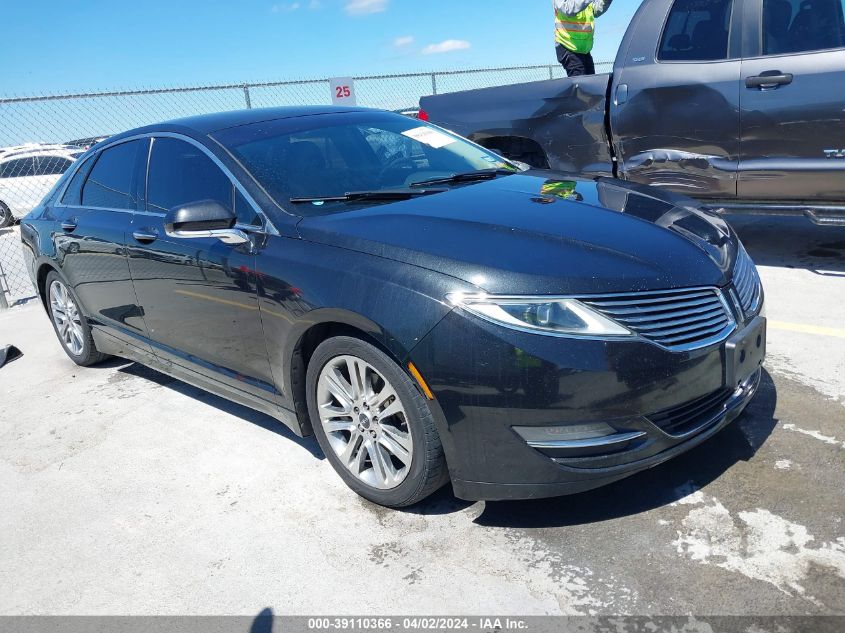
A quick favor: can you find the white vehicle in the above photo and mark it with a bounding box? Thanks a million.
[0,146,83,227]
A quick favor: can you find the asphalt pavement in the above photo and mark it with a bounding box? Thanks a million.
[0,214,842,616]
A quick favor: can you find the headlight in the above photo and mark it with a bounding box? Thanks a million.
[447,293,633,337]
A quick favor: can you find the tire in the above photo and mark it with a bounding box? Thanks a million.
[0,202,13,228]
[306,336,449,508]
[45,271,110,366]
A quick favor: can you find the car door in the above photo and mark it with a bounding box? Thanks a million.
[739,0,845,201]
[127,134,277,402]
[0,157,38,216]
[55,140,152,350]
[610,0,742,200]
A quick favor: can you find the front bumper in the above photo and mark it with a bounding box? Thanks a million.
[409,309,764,501]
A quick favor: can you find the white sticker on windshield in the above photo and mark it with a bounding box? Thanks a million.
[401,126,457,149]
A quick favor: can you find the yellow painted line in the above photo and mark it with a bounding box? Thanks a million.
[768,320,845,339]
[174,289,259,311]
[174,289,296,322]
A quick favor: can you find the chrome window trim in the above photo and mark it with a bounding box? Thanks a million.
[54,131,278,236]
[56,204,165,218]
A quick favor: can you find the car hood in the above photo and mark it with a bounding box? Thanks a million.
[295,172,738,295]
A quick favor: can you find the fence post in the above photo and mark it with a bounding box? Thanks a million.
[549,65,554,80]
[0,260,8,310]
[431,73,437,95]
[243,84,252,109]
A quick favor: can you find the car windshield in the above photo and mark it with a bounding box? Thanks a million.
[213,111,518,215]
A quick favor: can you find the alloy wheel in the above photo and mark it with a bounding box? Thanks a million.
[49,280,85,356]
[316,355,414,490]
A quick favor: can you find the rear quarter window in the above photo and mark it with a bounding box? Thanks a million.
[60,155,95,206]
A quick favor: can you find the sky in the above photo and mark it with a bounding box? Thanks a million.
[2,0,643,96]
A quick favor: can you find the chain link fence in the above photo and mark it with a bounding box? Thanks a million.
[0,61,612,308]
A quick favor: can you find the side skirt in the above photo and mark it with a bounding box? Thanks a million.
[90,326,304,436]
[706,202,845,226]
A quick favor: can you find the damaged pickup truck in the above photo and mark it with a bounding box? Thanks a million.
[419,0,845,225]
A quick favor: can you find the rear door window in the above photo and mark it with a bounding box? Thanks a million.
[659,0,734,60]
[763,0,845,54]
[82,140,143,210]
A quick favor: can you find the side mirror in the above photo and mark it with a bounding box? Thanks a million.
[164,200,248,245]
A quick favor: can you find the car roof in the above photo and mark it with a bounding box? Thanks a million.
[0,147,82,162]
[105,105,379,143]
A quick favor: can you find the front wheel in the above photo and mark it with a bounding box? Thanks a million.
[306,336,449,508]
[45,271,110,366]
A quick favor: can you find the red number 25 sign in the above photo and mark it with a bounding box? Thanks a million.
[330,77,357,106]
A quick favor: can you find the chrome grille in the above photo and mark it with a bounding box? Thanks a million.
[580,287,734,350]
[733,245,762,317]
[647,387,733,436]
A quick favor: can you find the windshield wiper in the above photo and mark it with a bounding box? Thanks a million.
[290,188,447,204]
[409,168,516,188]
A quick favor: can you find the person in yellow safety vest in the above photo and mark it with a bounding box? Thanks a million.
[554,0,614,77]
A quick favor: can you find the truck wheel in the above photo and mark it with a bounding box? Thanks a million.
[306,336,449,508]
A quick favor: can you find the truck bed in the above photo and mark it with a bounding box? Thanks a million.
[420,73,614,177]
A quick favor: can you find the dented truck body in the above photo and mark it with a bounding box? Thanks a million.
[420,0,845,224]
[418,74,615,179]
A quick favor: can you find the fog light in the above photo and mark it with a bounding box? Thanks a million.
[513,423,646,458]
[514,423,616,443]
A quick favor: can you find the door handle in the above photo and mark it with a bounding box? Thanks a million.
[60,220,77,232]
[745,72,793,89]
[132,229,158,244]
[615,83,628,106]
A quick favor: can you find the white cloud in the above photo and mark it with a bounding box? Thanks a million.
[345,0,387,15]
[393,35,414,47]
[421,39,471,55]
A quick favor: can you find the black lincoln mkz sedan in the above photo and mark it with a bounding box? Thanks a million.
[21,106,765,507]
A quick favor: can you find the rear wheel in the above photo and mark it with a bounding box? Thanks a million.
[306,336,448,507]
[0,202,13,228]
[45,271,110,366]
